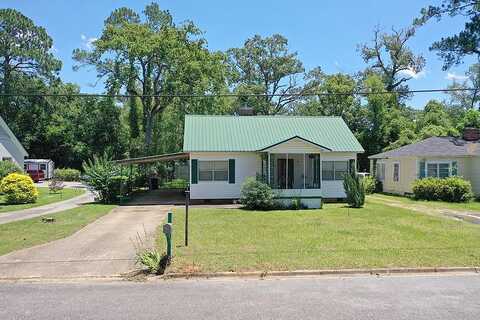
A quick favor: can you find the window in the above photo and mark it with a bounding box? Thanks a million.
[198,161,228,181]
[426,162,452,178]
[2,157,12,162]
[393,163,400,182]
[376,162,385,181]
[322,161,349,181]
[40,164,47,170]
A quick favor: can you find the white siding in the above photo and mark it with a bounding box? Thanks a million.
[189,152,260,199]
[321,152,356,198]
[189,151,357,200]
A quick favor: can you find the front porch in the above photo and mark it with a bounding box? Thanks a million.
[260,152,325,208]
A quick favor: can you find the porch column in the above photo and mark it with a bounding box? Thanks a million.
[286,153,289,189]
[267,152,271,186]
[303,153,306,189]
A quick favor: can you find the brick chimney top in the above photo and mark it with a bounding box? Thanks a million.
[463,127,480,141]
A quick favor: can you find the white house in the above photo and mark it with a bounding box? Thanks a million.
[24,159,55,179]
[0,116,28,168]
[183,115,364,208]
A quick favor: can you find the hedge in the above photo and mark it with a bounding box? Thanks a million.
[412,176,473,202]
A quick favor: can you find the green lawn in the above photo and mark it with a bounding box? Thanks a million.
[0,203,115,256]
[157,201,480,273]
[369,193,480,212]
[0,187,85,213]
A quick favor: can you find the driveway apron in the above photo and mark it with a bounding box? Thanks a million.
[0,205,169,279]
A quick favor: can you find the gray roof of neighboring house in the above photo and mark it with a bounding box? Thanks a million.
[368,136,480,159]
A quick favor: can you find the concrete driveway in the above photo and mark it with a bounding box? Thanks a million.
[0,205,169,280]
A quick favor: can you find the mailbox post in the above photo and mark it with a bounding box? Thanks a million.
[185,190,189,246]
[163,210,173,258]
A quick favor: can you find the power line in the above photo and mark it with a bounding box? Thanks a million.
[0,87,477,98]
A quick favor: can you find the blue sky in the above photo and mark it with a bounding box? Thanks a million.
[3,0,474,109]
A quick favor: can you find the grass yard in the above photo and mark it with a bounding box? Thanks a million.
[369,193,480,212]
[0,187,85,213]
[0,203,115,256]
[157,201,480,273]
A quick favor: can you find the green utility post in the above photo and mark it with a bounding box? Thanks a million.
[163,211,173,258]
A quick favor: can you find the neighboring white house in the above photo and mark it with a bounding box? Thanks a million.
[0,116,28,168]
[183,115,364,208]
[369,128,480,196]
[24,159,55,179]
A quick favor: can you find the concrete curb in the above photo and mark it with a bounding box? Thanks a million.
[159,267,480,280]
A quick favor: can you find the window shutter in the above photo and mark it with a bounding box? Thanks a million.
[451,161,458,176]
[419,160,426,179]
[191,159,198,184]
[228,159,235,184]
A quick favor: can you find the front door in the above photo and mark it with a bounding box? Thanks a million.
[277,159,294,189]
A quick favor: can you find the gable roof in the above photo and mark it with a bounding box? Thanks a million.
[369,136,480,159]
[0,116,28,156]
[183,115,364,153]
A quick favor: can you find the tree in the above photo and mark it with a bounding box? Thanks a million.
[227,34,304,114]
[416,0,480,69]
[446,64,480,113]
[359,26,425,98]
[73,3,224,153]
[297,68,366,132]
[0,8,61,123]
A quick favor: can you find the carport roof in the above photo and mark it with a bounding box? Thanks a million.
[116,152,189,165]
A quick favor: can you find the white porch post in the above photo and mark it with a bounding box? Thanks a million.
[303,153,306,189]
[268,152,271,186]
[286,153,289,189]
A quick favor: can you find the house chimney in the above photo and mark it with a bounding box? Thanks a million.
[463,127,480,141]
[238,105,254,116]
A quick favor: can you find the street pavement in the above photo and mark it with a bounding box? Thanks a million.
[0,273,479,319]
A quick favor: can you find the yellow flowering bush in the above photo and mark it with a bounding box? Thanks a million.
[0,173,39,204]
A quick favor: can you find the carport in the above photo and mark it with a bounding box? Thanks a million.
[116,152,190,205]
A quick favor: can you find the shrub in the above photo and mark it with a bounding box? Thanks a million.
[240,177,275,210]
[412,177,473,202]
[54,168,81,181]
[162,179,188,189]
[0,173,38,204]
[363,176,377,195]
[48,179,65,194]
[135,248,166,274]
[343,173,365,208]
[82,154,127,203]
[0,161,22,180]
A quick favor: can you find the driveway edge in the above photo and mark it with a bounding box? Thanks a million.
[159,266,480,280]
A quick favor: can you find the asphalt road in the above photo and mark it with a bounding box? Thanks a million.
[1,274,479,319]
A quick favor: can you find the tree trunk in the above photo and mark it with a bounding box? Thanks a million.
[144,113,154,154]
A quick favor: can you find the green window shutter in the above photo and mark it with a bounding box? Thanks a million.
[228,159,235,184]
[451,161,458,176]
[191,159,198,184]
[349,159,356,174]
[419,160,426,179]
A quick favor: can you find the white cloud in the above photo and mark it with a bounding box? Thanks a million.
[398,68,426,79]
[445,72,468,81]
[81,34,97,50]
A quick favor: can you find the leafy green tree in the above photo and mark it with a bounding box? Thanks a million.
[0,9,61,122]
[359,26,425,98]
[227,34,304,114]
[73,3,225,153]
[297,68,366,132]
[416,0,480,69]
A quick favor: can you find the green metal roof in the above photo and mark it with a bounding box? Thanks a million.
[183,115,364,153]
